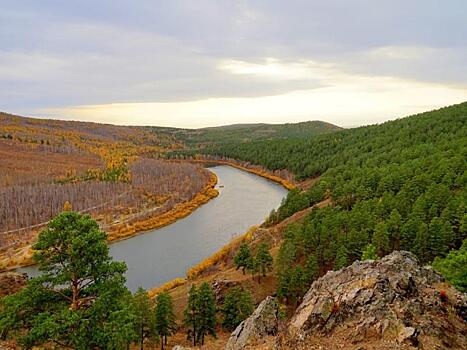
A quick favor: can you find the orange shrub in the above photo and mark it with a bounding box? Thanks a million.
[186,226,257,279]
[148,277,186,298]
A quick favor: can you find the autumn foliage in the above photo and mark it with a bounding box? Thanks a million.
[186,226,257,279]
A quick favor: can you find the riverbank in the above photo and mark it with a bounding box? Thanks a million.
[147,225,257,298]
[0,171,219,271]
[170,158,296,190]
[106,171,219,242]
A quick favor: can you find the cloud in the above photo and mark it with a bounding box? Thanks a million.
[1,1,467,126]
[42,62,467,128]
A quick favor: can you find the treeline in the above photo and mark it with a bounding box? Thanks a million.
[198,103,466,179]
[208,103,466,301]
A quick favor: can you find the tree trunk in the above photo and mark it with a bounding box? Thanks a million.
[71,273,79,310]
[192,324,196,346]
[140,323,144,350]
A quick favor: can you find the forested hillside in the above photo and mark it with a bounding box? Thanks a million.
[190,103,467,299]
[169,120,341,146]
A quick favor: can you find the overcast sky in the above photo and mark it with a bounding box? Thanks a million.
[1,1,467,128]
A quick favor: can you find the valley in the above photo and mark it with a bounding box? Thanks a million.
[0,103,466,349]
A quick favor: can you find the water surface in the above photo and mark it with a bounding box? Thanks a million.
[19,165,287,292]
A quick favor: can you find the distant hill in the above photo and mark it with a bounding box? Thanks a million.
[171,120,342,145]
[0,112,179,148]
[0,112,341,148]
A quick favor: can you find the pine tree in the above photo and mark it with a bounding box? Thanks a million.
[154,292,177,350]
[289,266,308,306]
[276,267,291,303]
[254,243,273,283]
[221,287,254,330]
[133,288,157,350]
[334,244,348,270]
[195,282,217,345]
[387,209,402,250]
[304,254,319,283]
[361,243,379,261]
[372,222,390,257]
[415,223,429,263]
[183,284,198,346]
[0,211,135,349]
[428,217,451,260]
[234,243,253,275]
[433,239,467,292]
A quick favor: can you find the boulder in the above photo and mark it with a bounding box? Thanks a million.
[225,296,279,350]
[286,251,467,349]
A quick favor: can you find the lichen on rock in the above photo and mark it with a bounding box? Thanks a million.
[225,296,279,350]
[285,251,467,349]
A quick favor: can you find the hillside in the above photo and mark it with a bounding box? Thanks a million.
[149,102,466,348]
[171,120,341,146]
[186,103,467,267]
[0,113,217,270]
[0,104,465,349]
[0,113,336,271]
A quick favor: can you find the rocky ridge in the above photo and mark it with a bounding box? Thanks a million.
[283,251,467,349]
[224,251,466,350]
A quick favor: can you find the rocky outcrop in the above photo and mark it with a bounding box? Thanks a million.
[0,271,27,297]
[211,279,240,303]
[172,346,191,350]
[225,296,279,350]
[285,251,467,349]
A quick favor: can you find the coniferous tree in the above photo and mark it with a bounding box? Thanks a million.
[289,266,308,306]
[234,243,253,275]
[254,243,273,283]
[387,209,402,250]
[372,222,390,257]
[195,282,217,345]
[427,217,447,261]
[304,254,319,284]
[221,287,254,330]
[415,223,429,263]
[276,268,292,303]
[133,288,157,350]
[334,245,348,270]
[433,239,467,292]
[0,211,135,349]
[154,292,177,350]
[361,243,379,261]
[183,285,198,346]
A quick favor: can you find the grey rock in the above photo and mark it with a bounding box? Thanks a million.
[287,251,467,348]
[211,279,239,304]
[225,296,279,350]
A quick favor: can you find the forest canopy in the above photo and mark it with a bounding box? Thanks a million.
[183,103,467,291]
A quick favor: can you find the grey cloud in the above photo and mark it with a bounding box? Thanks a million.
[1,0,466,115]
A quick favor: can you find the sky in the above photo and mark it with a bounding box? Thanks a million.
[1,0,467,128]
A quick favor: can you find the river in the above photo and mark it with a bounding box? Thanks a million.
[18,165,288,292]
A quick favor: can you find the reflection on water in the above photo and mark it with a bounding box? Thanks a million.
[18,166,288,292]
